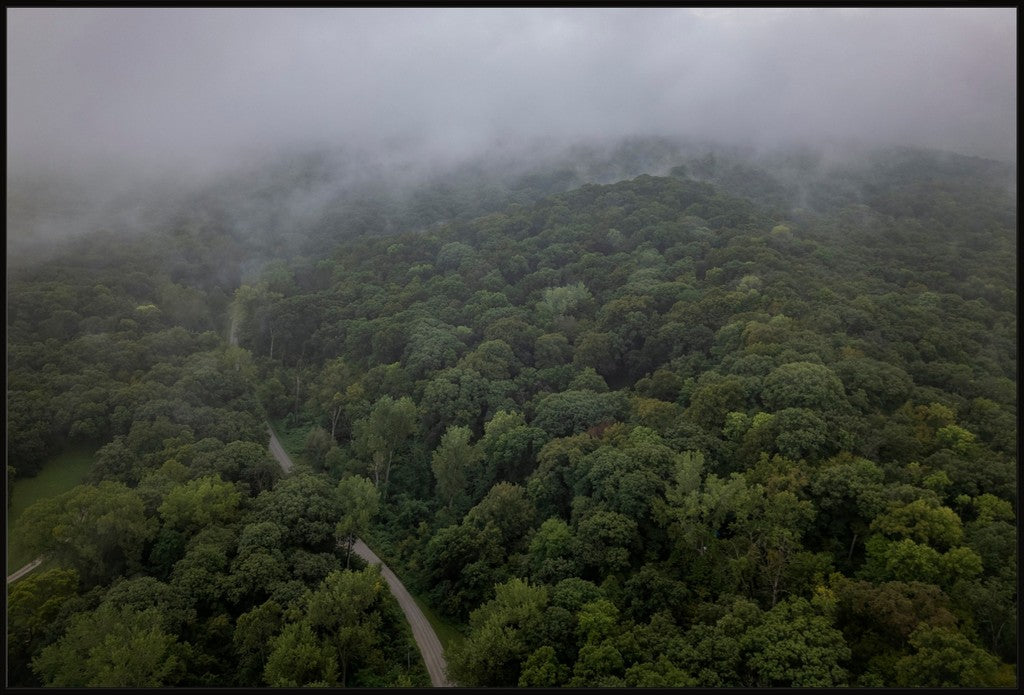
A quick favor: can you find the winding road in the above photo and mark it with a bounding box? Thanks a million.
[265,425,452,687]
[9,423,452,685]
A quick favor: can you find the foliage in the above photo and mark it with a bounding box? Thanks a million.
[33,603,185,686]
[6,140,1015,687]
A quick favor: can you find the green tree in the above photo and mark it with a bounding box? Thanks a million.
[810,454,886,565]
[309,357,357,439]
[534,332,573,368]
[741,597,850,686]
[229,543,289,608]
[352,395,418,493]
[474,411,549,497]
[233,600,284,685]
[158,475,242,534]
[403,320,466,379]
[16,481,155,585]
[211,440,275,487]
[263,620,338,686]
[421,366,512,432]
[894,625,1000,687]
[431,425,481,511]
[304,426,335,471]
[100,575,196,635]
[532,389,626,438]
[537,282,593,322]
[459,339,520,380]
[528,517,580,584]
[335,475,380,567]
[448,578,549,686]
[255,471,343,551]
[170,533,233,612]
[33,604,185,686]
[761,361,847,412]
[421,522,507,621]
[871,498,964,550]
[684,374,748,430]
[7,567,81,686]
[305,567,386,687]
[574,509,638,578]
[518,645,569,687]
[572,330,622,378]
[466,482,536,549]
[679,597,764,686]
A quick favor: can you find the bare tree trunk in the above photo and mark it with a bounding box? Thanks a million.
[331,407,341,440]
[383,450,394,498]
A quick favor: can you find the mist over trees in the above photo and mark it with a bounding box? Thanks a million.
[6,7,1016,690]
[7,136,1016,687]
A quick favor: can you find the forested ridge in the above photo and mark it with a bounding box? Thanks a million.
[6,142,1017,687]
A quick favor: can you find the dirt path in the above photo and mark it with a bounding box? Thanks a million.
[7,556,43,584]
[264,422,451,686]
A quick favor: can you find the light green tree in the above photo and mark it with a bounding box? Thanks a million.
[158,475,241,534]
[305,567,386,687]
[33,604,184,686]
[263,620,338,686]
[335,476,380,567]
[431,425,481,510]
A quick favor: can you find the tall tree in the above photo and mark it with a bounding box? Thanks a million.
[431,425,481,511]
[305,567,386,687]
[352,395,418,493]
[335,476,380,567]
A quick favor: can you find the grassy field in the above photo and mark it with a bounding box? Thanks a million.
[268,416,314,468]
[8,443,96,571]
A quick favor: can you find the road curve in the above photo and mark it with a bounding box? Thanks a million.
[7,556,43,584]
[264,422,451,686]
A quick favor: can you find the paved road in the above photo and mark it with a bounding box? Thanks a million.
[264,422,451,686]
[7,556,43,584]
[267,425,293,472]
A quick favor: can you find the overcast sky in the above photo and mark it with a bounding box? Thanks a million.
[6,7,1017,180]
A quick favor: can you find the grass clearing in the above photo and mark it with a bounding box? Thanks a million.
[8,443,96,570]
[268,416,314,468]
[410,593,466,653]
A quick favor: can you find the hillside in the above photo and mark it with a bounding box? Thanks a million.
[6,142,1017,687]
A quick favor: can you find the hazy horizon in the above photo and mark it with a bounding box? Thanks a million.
[7,7,1016,182]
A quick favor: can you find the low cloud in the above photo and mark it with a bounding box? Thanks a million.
[7,7,1015,184]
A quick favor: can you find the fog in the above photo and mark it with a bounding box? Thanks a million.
[6,8,1016,255]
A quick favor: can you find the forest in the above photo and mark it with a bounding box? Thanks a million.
[6,139,1018,687]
